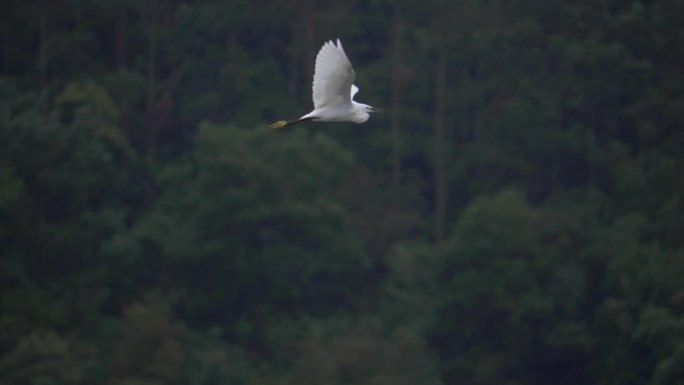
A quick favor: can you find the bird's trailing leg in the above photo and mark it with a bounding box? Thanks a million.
[269,116,316,130]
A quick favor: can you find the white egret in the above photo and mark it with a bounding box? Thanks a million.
[270,39,381,129]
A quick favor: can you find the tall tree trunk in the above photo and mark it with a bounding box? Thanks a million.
[115,6,128,67]
[287,26,299,97]
[587,107,597,190]
[287,0,302,98]
[146,0,159,159]
[2,1,11,76]
[434,14,448,244]
[303,8,315,100]
[38,0,50,118]
[116,5,130,136]
[390,15,404,192]
[2,28,7,76]
[472,61,481,142]
[38,2,48,89]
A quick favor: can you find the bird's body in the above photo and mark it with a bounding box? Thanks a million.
[270,39,379,129]
[300,100,371,124]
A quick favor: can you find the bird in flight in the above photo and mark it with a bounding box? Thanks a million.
[270,39,381,129]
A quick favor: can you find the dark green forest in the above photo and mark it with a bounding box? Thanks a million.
[1,0,683,384]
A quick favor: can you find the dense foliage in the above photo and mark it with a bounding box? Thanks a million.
[1,0,683,384]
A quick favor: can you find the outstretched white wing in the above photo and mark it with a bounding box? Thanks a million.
[351,84,359,100]
[312,39,356,109]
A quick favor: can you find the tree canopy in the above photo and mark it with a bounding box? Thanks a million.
[1,0,683,384]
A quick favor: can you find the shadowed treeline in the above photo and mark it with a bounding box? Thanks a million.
[1,1,683,384]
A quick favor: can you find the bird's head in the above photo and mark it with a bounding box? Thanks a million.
[352,103,384,123]
[351,101,384,123]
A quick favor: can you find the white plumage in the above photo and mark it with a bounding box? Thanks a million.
[270,39,379,129]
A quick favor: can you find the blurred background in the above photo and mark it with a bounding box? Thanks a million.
[1,0,683,384]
